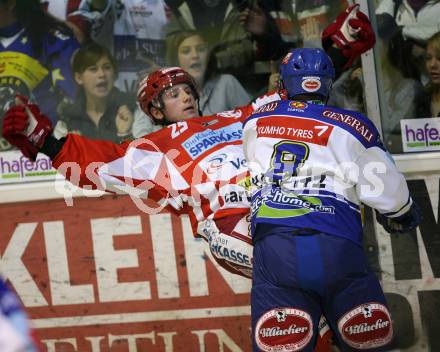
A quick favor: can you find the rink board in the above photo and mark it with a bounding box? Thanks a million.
[0,171,439,351]
[0,195,252,351]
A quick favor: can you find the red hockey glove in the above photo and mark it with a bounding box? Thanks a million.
[322,4,376,68]
[2,96,53,161]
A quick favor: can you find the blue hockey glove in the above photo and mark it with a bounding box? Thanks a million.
[375,201,422,234]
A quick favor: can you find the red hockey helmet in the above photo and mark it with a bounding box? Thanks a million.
[137,67,199,115]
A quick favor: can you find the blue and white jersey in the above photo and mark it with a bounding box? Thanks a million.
[242,100,412,245]
[0,278,37,351]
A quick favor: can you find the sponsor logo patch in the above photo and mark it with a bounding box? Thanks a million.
[205,154,228,174]
[252,189,335,218]
[322,109,374,143]
[0,152,56,182]
[209,242,251,266]
[254,102,279,115]
[182,123,242,159]
[400,117,440,152]
[255,307,313,352]
[338,302,393,349]
[301,76,321,92]
[198,145,247,181]
[216,110,243,118]
[223,190,248,204]
[237,174,265,191]
[289,101,308,110]
[256,116,333,146]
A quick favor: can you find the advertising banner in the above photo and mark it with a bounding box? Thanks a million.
[0,196,251,351]
[400,118,440,152]
[0,150,57,184]
[363,174,440,352]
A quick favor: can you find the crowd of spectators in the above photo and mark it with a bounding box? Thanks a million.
[1,0,438,154]
[425,31,440,117]
[375,0,440,151]
[0,0,79,151]
[54,42,136,143]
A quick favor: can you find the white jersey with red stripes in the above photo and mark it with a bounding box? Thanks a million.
[52,105,255,277]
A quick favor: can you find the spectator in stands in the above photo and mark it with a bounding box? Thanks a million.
[168,30,251,115]
[265,60,281,92]
[239,0,349,61]
[112,0,169,92]
[260,4,376,99]
[238,1,292,62]
[424,31,440,117]
[291,0,349,48]
[56,42,135,143]
[112,0,170,92]
[377,33,429,151]
[328,58,366,113]
[0,0,79,151]
[376,0,440,43]
[376,0,440,81]
[165,0,254,73]
[133,30,251,138]
[41,0,110,44]
[63,0,169,93]
[240,1,363,98]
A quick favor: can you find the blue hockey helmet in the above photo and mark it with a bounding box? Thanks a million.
[279,48,335,100]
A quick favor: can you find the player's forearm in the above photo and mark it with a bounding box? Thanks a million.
[326,46,349,80]
[356,146,411,215]
[43,133,127,191]
[41,135,66,160]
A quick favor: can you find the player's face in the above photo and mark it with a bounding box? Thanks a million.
[177,35,209,85]
[426,42,440,85]
[75,56,116,99]
[161,83,199,122]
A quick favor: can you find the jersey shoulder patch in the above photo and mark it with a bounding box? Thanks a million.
[319,106,379,146]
